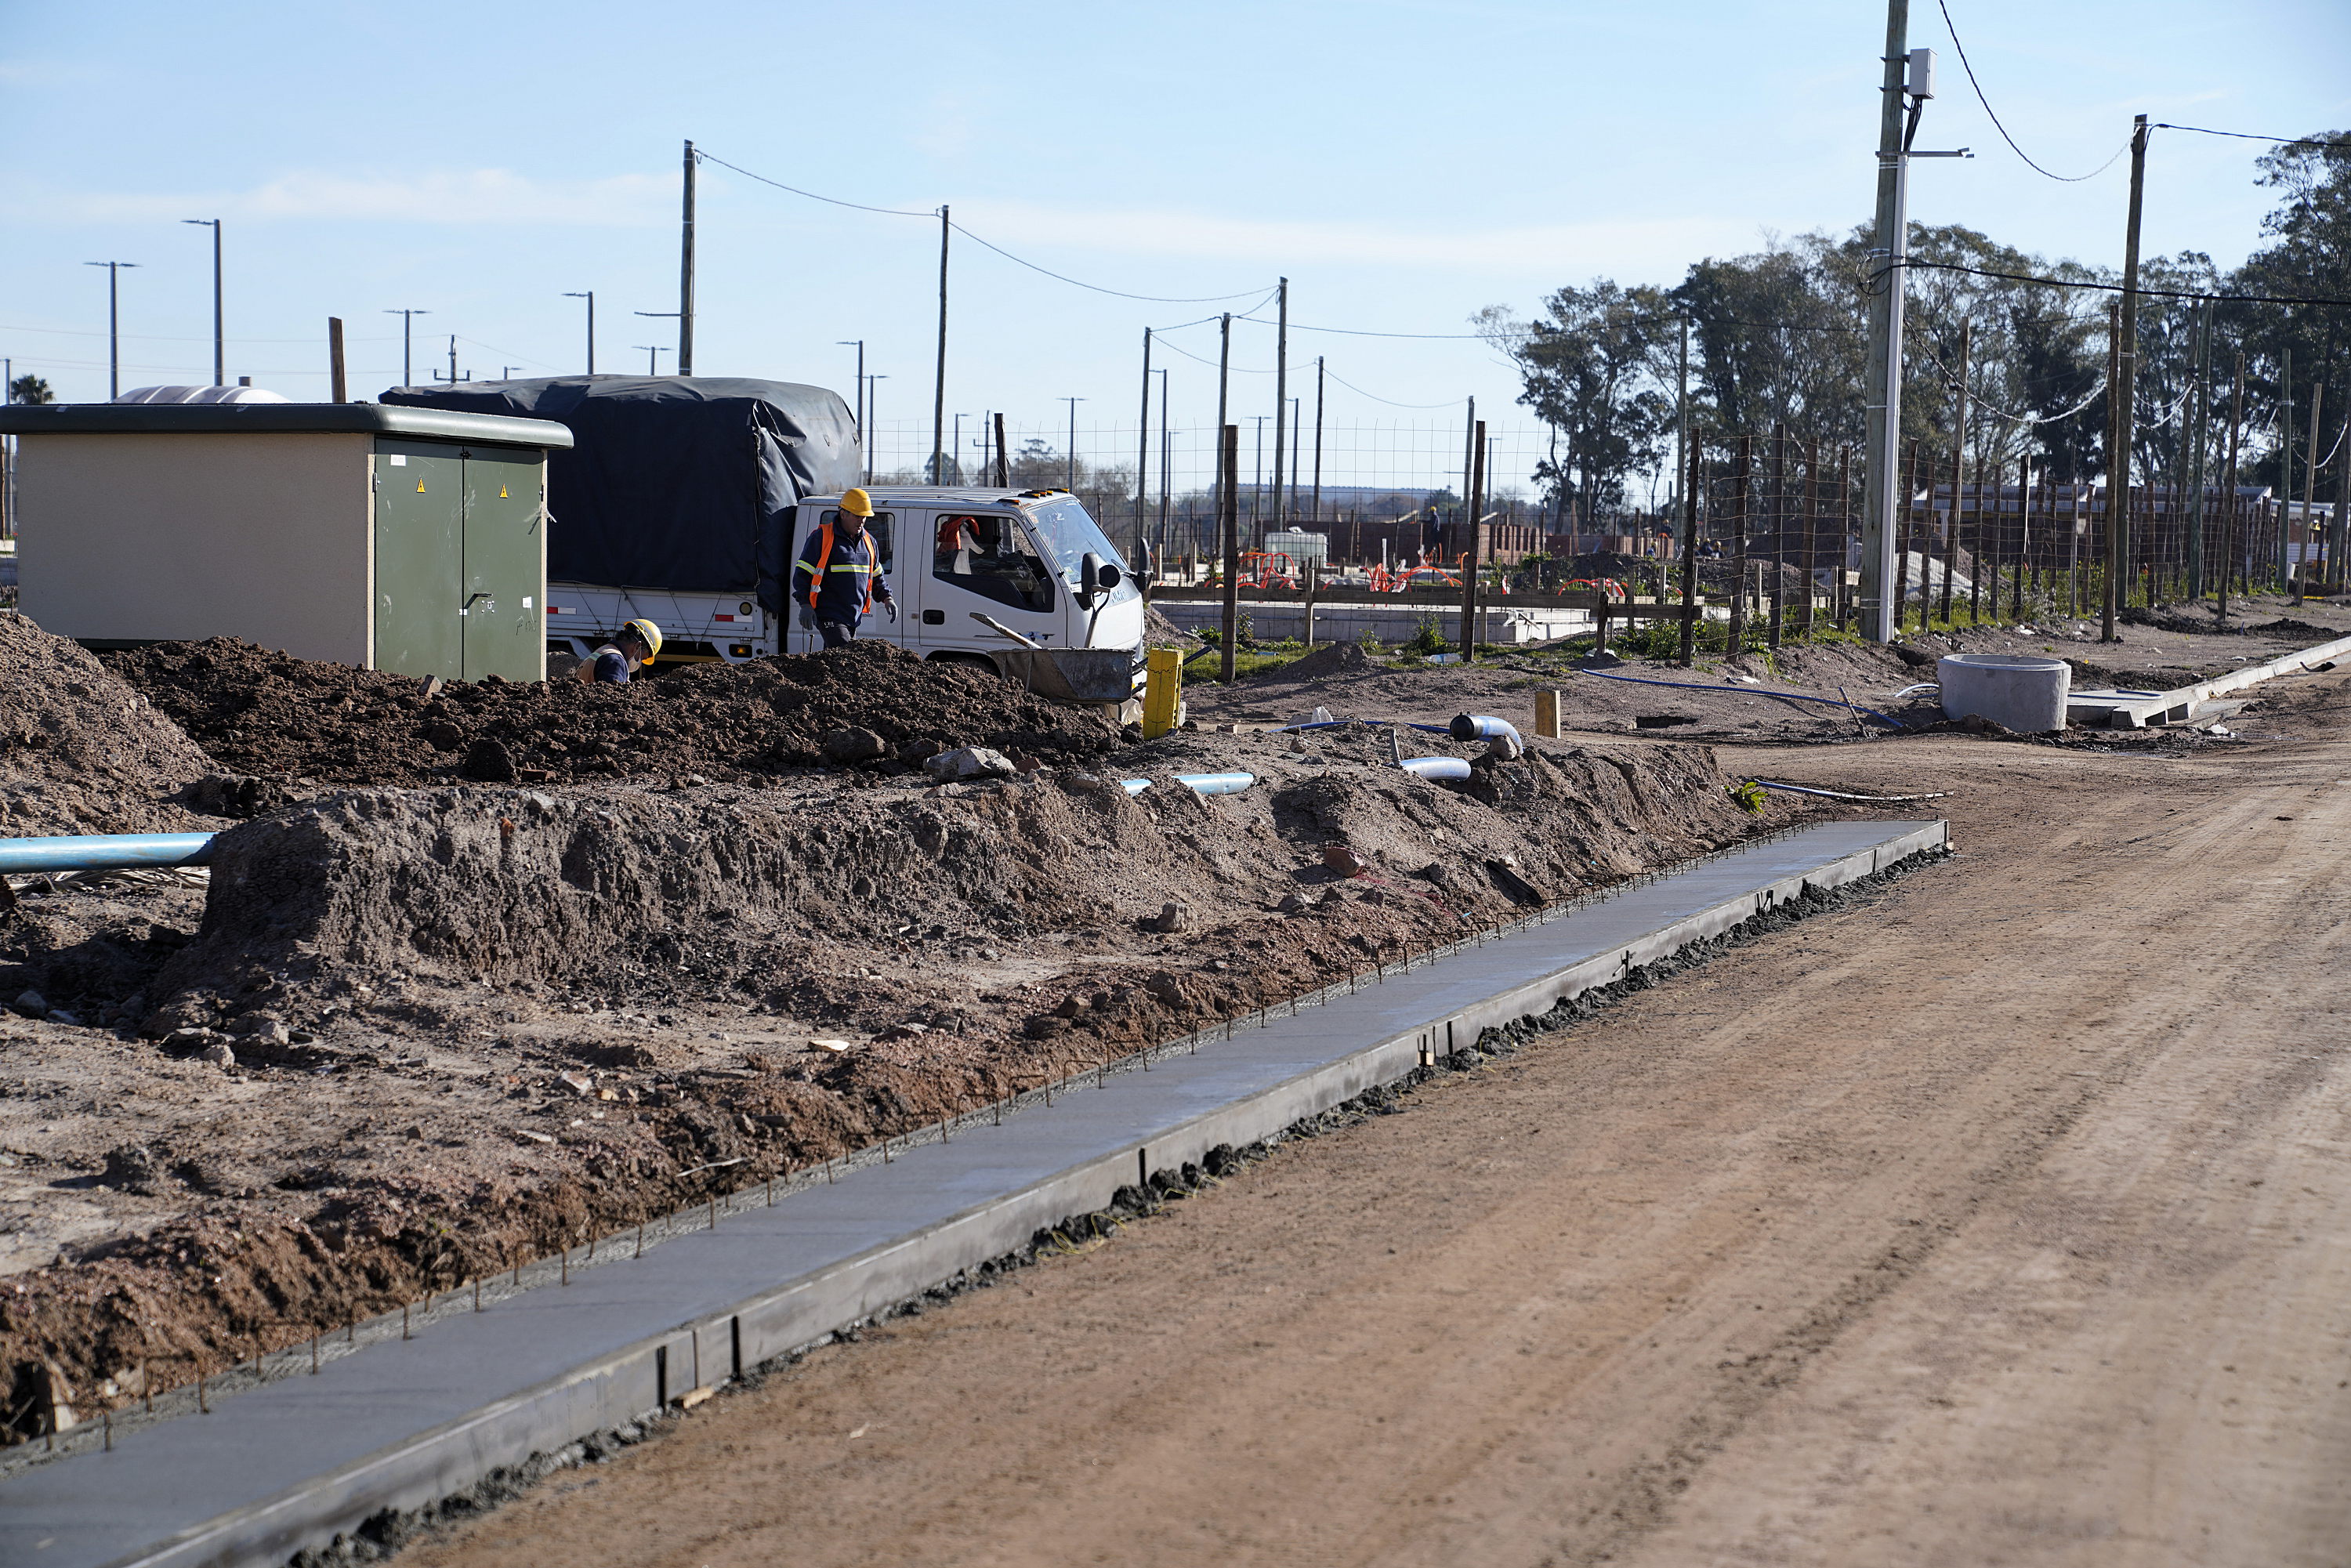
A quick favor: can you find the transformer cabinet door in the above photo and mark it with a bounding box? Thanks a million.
[371,440,464,678]
[461,445,548,682]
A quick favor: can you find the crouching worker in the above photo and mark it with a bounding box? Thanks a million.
[793,487,897,649]
[576,617,662,683]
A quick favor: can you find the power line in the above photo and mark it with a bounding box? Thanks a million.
[697,147,1272,304]
[1936,0,2130,183]
[2151,123,2351,150]
[1320,367,1465,410]
[1893,258,2351,308]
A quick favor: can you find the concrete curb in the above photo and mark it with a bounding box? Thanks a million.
[3,820,1946,1568]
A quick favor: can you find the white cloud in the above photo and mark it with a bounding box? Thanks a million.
[9,168,672,227]
[951,200,1761,278]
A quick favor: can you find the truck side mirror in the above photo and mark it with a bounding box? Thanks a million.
[1095,560,1122,591]
[1078,550,1107,609]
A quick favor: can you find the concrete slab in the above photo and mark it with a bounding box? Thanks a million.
[2067,629,2351,727]
[0,820,1945,1568]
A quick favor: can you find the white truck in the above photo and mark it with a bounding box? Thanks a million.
[382,376,1144,704]
[546,483,1145,701]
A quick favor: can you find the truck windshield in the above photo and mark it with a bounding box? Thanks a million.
[1020,497,1138,603]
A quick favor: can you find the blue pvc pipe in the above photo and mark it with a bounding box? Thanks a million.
[1119,778,1152,795]
[1399,756,1473,781]
[1173,770,1256,795]
[0,832,217,875]
[1448,713,1521,744]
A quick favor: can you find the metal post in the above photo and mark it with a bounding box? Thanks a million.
[932,206,949,483]
[1312,356,1325,528]
[1136,328,1153,562]
[183,219,223,385]
[678,141,697,376]
[87,262,139,399]
[568,292,598,374]
[2103,116,2150,639]
[1270,278,1288,550]
[1220,424,1240,683]
[1678,436,1701,665]
[1061,397,1085,489]
[1460,420,1486,659]
[1859,0,1914,642]
[328,318,346,404]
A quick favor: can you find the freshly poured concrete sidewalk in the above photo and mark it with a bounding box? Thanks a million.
[2,819,1945,1568]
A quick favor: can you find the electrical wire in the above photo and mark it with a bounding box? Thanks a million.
[1914,344,2106,425]
[1891,259,2351,309]
[1320,367,1466,411]
[1936,0,2130,183]
[2151,124,2351,151]
[698,147,1274,304]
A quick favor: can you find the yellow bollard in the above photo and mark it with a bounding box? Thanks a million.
[1534,689,1562,739]
[1142,646,1183,740]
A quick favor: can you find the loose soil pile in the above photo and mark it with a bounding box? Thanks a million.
[0,705,1782,1436]
[0,614,219,836]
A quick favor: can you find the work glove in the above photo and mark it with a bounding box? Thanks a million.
[796,607,817,632]
[882,599,899,623]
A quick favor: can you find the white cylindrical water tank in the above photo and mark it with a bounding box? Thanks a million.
[1938,653,2070,733]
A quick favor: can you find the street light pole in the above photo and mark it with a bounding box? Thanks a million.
[85,262,140,399]
[383,308,429,388]
[563,292,596,374]
[182,219,222,385]
[1061,397,1085,489]
[634,345,669,375]
[836,339,865,457]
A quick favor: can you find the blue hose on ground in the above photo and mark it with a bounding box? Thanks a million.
[1567,666,1904,729]
[0,832,217,875]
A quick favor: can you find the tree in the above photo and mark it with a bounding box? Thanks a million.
[1485,282,1674,523]
[6,375,53,406]
[2222,131,2351,492]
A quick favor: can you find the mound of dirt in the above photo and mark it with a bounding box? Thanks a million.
[1262,641,1374,683]
[1144,607,1203,650]
[0,614,217,835]
[102,639,1121,788]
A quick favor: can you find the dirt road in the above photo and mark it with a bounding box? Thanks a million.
[408,676,2351,1567]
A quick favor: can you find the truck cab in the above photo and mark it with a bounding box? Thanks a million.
[784,486,1143,685]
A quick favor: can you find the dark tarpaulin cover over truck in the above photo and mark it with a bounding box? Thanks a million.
[382,376,861,615]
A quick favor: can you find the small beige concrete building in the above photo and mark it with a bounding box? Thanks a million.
[0,402,571,682]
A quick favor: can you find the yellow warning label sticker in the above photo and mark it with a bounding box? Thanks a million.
[499,485,509,498]
[417,480,426,491]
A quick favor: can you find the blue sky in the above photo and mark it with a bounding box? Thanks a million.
[4,0,2346,496]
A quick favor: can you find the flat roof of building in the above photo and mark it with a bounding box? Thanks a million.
[0,401,573,447]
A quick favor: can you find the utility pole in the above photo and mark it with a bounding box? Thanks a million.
[1675,318,1689,517]
[1270,278,1289,549]
[1459,420,1486,659]
[1312,357,1326,528]
[384,308,429,388]
[1219,424,1241,683]
[565,292,596,373]
[86,261,139,399]
[2103,114,2150,640]
[2187,300,2211,597]
[2277,347,2294,594]
[2219,353,2243,620]
[1215,314,1231,516]
[328,317,346,403]
[636,345,668,375]
[1943,321,1970,626]
[182,219,223,385]
[837,341,864,450]
[678,141,696,375]
[1136,328,1153,561]
[932,207,950,484]
[1061,397,1085,489]
[1859,14,1956,641]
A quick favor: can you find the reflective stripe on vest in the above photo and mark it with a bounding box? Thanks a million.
[796,523,876,615]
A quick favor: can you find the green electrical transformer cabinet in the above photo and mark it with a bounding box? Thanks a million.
[0,401,572,682]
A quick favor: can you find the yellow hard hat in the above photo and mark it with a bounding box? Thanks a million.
[622,617,664,659]
[839,487,875,518]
